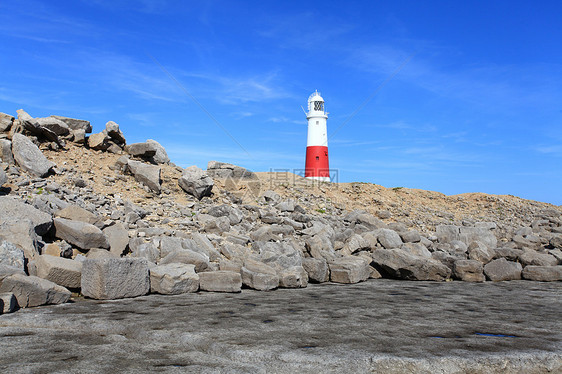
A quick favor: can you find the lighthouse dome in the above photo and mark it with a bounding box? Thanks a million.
[308,90,324,103]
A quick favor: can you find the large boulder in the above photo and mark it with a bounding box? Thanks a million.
[278,266,308,288]
[0,292,18,314]
[35,255,82,289]
[54,218,109,250]
[518,250,558,267]
[483,258,522,281]
[0,112,14,132]
[34,117,70,136]
[55,205,100,225]
[11,133,55,177]
[0,139,14,164]
[0,240,25,271]
[102,223,129,257]
[50,115,92,133]
[81,258,150,300]
[178,166,213,200]
[159,250,210,273]
[436,225,497,249]
[328,256,370,284]
[198,271,242,292]
[371,249,451,281]
[467,241,495,264]
[521,266,562,281]
[452,259,485,282]
[0,274,71,307]
[88,132,109,150]
[127,160,161,193]
[374,228,403,249]
[150,263,199,294]
[241,259,279,291]
[302,257,329,283]
[125,142,157,158]
[0,196,53,236]
[104,121,126,145]
[0,220,40,260]
[146,139,169,164]
[206,161,257,180]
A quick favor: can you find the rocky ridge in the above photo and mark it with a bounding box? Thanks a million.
[0,109,561,314]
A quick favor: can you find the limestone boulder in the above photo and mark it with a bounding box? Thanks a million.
[198,271,242,292]
[0,112,14,132]
[329,256,370,284]
[81,258,150,300]
[206,161,257,180]
[371,249,451,281]
[241,259,279,291]
[11,133,55,177]
[104,121,126,144]
[518,250,558,267]
[55,205,100,225]
[521,266,562,281]
[0,220,39,260]
[34,117,70,136]
[0,292,18,314]
[467,241,495,264]
[302,257,329,283]
[278,266,308,288]
[0,274,70,307]
[178,166,214,200]
[452,259,485,282]
[0,169,6,186]
[0,139,14,164]
[150,263,199,294]
[54,218,109,250]
[160,250,210,273]
[88,132,109,150]
[0,196,53,235]
[50,115,92,133]
[375,228,403,249]
[483,258,522,281]
[127,160,161,193]
[125,142,157,158]
[35,255,82,289]
[146,139,169,164]
[0,240,25,271]
[102,223,129,257]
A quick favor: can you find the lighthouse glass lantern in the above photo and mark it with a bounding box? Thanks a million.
[305,90,330,182]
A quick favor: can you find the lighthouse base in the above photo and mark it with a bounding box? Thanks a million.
[305,176,331,183]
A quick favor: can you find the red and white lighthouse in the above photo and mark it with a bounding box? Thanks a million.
[305,90,330,182]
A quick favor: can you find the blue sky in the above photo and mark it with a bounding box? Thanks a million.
[1,1,561,205]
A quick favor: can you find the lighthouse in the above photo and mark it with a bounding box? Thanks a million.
[305,90,330,182]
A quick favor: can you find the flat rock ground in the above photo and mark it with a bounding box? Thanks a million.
[0,280,560,373]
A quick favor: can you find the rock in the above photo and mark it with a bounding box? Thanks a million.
[206,161,257,180]
[43,243,62,257]
[102,223,129,257]
[518,250,558,267]
[125,142,157,158]
[521,266,562,281]
[304,235,337,261]
[341,234,370,256]
[189,233,221,261]
[198,270,242,292]
[0,196,53,235]
[146,139,169,164]
[207,205,244,225]
[400,242,432,258]
[54,218,109,250]
[34,117,70,136]
[550,235,562,249]
[150,263,199,294]
[85,248,119,259]
[0,274,70,307]
[11,133,55,177]
[399,230,421,243]
[452,259,485,282]
[88,132,109,150]
[16,109,33,121]
[437,225,497,249]
[0,169,6,186]
[81,258,150,300]
[302,257,329,283]
[129,238,159,263]
[105,121,126,144]
[278,266,308,288]
[0,220,39,260]
[178,166,214,200]
[160,250,210,273]
[33,194,69,216]
[371,249,451,281]
[328,256,370,284]
[374,228,403,249]
[493,247,524,261]
[241,259,279,291]
[50,115,92,133]
[263,190,281,203]
[34,255,82,289]
[0,139,14,164]
[276,200,295,212]
[0,240,25,270]
[483,258,522,281]
[55,205,100,225]
[127,160,161,193]
[70,129,86,144]
[0,292,18,314]
[0,112,14,132]
[467,241,495,264]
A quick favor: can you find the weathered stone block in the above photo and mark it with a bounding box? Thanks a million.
[35,255,82,289]
[0,274,70,307]
[150,263,199,294]
[453,259,485,282]
[483,258,522,281]
[329,256,370,284]
[521,266,562,281]
[241,259,279,291]
[198,271,242,292]
[54,218,109,250]
[81,258,150,300]
[302,257,329,283]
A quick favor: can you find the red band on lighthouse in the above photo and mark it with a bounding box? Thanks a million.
[305,146,330,178]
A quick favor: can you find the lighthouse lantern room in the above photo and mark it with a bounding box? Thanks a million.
[305,90,330,182]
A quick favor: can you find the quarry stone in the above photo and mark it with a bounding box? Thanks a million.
[0,274,70,307]
[150,263,199,294]
[11,133,55,177]
[54,218,109,250]
[81,258,150,300]
[198,270,242,293]
[35,255,82,289]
